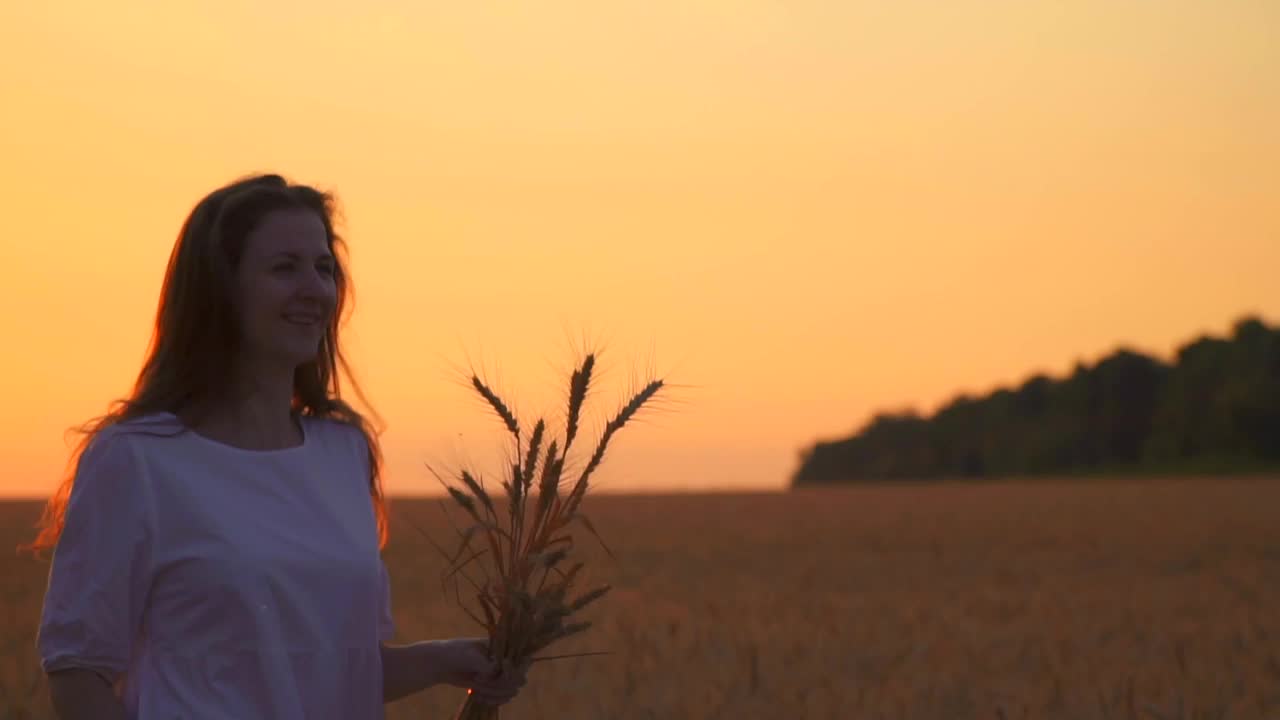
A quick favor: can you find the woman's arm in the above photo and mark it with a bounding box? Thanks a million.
[47,669,128,720]
[381,641,441,704]
[381,638,527,706]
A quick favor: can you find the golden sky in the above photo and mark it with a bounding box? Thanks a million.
[1,1,1277,497]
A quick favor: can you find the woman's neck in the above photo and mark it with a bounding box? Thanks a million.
[186,370,302,450]
[189,406,302,451]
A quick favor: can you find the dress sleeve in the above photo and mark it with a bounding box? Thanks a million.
[37,431,155,682]
[347,421,395,643]
[377,555,396,642]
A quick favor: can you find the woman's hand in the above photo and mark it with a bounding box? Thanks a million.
[425,637,532,706]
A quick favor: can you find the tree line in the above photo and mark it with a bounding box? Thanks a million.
[791,315,1280,487]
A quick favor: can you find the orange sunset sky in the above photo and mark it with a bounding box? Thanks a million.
[1,1,1277,498]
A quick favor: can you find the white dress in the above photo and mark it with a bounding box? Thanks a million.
[37,411,396,719]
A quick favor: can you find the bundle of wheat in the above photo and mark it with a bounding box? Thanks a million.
[414,353,663,719]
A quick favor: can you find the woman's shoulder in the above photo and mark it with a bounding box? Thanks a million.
[86,412,187,451]
[304,414,370,453]
[72,413,187,485]
[115,411,185,430]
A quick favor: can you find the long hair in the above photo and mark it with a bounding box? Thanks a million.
[17,173,390,559]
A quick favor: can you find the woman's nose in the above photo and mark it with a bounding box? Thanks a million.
[307,267,332,291]
[299,268,336,304]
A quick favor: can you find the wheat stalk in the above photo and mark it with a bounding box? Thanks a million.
[437,353,664,719]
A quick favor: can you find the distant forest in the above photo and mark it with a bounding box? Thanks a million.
[791,315,1280,487]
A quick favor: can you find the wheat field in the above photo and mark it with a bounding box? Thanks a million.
[3,479,1279,719]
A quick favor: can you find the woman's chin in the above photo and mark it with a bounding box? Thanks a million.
[266,345,323,369]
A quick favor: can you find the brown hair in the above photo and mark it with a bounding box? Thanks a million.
[17,173,389,559]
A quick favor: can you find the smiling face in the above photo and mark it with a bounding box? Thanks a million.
[233,207,338,374]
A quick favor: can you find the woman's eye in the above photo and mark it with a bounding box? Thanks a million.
[273,262,334,276]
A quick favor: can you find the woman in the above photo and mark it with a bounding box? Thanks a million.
[19,174,528,719]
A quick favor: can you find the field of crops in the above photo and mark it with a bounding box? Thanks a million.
[3,479,1279,719]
